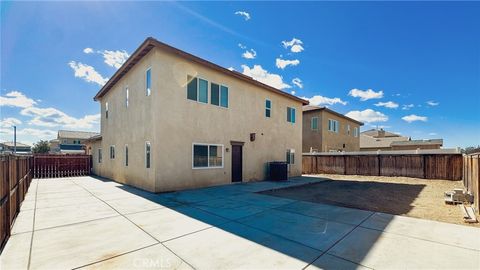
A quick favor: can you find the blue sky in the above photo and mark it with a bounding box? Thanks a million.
[1,1,479,148]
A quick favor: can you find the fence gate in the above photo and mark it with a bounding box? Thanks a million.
[33,154,92,178]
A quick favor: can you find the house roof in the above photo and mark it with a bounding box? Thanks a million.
[360,134,410,149]
[57,130,100,140]
[1,141,31,147]
[93,37,308,105]
[302,105,364,126]
[391,139,443,146]
[361,129,402,138]
[85,134,102,142]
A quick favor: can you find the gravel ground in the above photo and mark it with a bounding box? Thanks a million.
[262,174,479,227]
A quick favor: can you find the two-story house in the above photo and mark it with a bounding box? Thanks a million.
[302,105,363,152]
[50,130,99,154]
[87,37,308,192]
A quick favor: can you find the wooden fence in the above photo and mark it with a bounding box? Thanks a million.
[303,154,463,180]
[463,153,479,214]
[0,155,33,251]
[33,154,92,178]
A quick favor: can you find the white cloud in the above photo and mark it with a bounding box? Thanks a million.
[429,132,438,136]
[234,11,251,21]
[301,95,347,106]
[0,91,37,108]
[99,50,130,69]
[241,64,291,89]
[238,43,247,49]
[0,117,22,128]
[68,61,108,86]
[402,114,428,123]
[346,109,388,123]
[291,90,296,95]
[292,78,303,89]
[0,127,57,142]
[83,47,94,54]
[275,58,300,69]
[227,67,235,71]
[402,104,414,110]
[426,100,439,106]
[242,49,257,59]
[282,38,304,53]
[374,101,399,109]
[348,88,384,101]
[21,107,100,129]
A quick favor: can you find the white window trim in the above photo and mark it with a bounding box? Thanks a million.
[209,81,229,109]
[105,102,109,119]
[145,67,152,96]
[328,119,339,133]
[265,99,272,118]
[347,124,350,135]
[354,127,359,137]
[98,148,102,163]
[110,145,115,159]
[145,141,151,168]
[192,143,224,169]
[311,117,318,130]
[287,107,296,123]
[187,76,210,105]
[125,86,129,108]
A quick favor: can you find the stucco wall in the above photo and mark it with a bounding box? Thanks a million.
[91,47,303,192]
[303,110,360,152]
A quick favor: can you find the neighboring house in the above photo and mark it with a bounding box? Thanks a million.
[50,130,99,154]
[360,128,443,151]
[302,105,363,152]
[86,37,308,193]
[0,141,32,154]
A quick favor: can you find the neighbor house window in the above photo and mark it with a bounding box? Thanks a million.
[125,86,129,107]
[146,68,151,96]
[193,143,223,168]
[354,127,359,137]
[328,119,339,133]
[220,86,228,108]
[311,117,318,130]
[145,142,151,168]
[98,149,102,163]
[287,107,296,123]
[105,102,109,119]
[110,145,115,159]
[347,125,350,135]
[265,99,271,117]
[125,145,128,166]
[286,149,295,165]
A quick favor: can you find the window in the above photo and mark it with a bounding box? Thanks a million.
[220,86,228,108]
[347,125,350,135]
[187,76,198,101]
[311,117,318,130]
[146,68,151,96]
[328,119,339,133]
[125,86,129,107]
[211,83,220,106]
[193,143,223,168]
[265,99,271,117]
[98,149,102,163]
[105,102,109,119]
[199,78,208,103]
[145,142,151,168]
[110,145,115,159]
[354,127,359,137]
[287,107,296,123]
[286,149,295,165]
[125,145,128,166]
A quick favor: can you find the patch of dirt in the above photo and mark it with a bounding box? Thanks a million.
[261,174,479,227]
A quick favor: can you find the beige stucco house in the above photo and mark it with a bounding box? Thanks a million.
[50,130,99,154]
[302,105,363,152]
[87,37,308,192]
[360,129,443,151]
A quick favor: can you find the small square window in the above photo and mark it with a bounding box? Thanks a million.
[146,68,151,96]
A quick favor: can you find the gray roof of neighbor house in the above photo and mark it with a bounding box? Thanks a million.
[1,141,31,147]
[57,130,100,140]
[361,129,402,138]
[93,37,308,105]
[360,135,410,149]
[391,139,443,146]
[302,105,364,125]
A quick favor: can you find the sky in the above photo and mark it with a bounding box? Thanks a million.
[1,1,479,148]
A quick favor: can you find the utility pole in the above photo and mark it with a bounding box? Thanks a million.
[13,126,17,154]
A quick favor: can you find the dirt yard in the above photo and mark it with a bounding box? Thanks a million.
[262,174,479,227]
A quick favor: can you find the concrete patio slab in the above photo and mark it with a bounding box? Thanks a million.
[227,193,296,208]
[277,200,373,226]
[160,190,219,204]
[35,189,91,200]
[103,196,168,215]
[126,206,228,242]
[78,244,193,270]
[34,201,119,230]
[29,216,157,269]
[328,226,480,269]
[305,254,370,270]
[10,209,34,234]
[164,222,322,270]
[19,199,35,210]
[192,198,268,220]
[35,194,100,209]
[238,209,355,251]
[361,212,480,251]
[0,232,32,270]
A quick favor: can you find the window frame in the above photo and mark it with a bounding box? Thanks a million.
[110,145,115,159]
[311,117,318,130]
[105,102,109,119]
[265,99,272,118]
[192,143,224,169]
[210,82,229,109]
[125,144,128,167]
[125,86,129,108]
[145,67,152,96]
[328,119,339,133]
[287,107,296,123]
[354,127,359,137]
[347,124,350,135]
[286,149,295,165]
[145,141,151,169]
[98,148,102,163]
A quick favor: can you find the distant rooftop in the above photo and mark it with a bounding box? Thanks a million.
[361,128,403,138]
[1,141,31,147]
[302,105,364,125]
[391,139,443,146]
[58,130,100,140]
